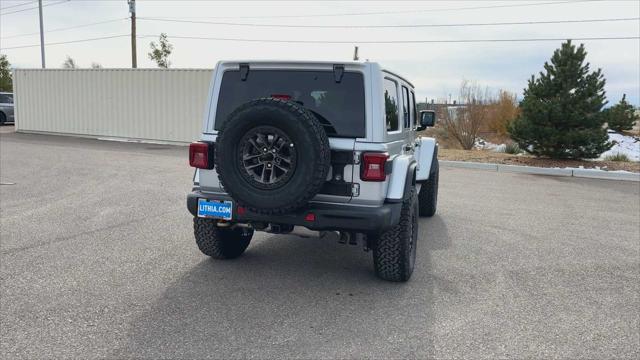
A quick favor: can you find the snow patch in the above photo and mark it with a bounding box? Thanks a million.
[474,138,501,150]
[599,132,640,162]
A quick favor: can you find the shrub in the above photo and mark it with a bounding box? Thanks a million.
[442,80,492,150]
[508,40,611,159]
[504,142,522,154]
[603,153,630,162]
[487,90,519,137]
[604,94,638,132]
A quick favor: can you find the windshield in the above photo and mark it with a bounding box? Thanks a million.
[0,94,13,104]
[214,69,366,138]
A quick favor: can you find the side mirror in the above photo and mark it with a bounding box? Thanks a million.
[417,110,436,131]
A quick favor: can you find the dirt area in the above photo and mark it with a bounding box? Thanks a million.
[439,148,640,173]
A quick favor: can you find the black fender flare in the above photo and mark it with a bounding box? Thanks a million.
[429,145,439,177]
[402,160,417,201]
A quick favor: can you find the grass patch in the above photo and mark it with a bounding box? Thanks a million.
[603,153,630,162]
[504,143,522,154]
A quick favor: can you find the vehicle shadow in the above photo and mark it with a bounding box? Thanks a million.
[112,215,450,358]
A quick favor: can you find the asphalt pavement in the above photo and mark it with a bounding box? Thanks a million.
[1,129,639,359]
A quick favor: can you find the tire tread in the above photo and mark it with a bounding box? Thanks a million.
[373,188,417,282]
[194,218,253,259]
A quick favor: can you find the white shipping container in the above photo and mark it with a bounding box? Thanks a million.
[13,69,213,143]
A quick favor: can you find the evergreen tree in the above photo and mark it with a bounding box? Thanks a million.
[0,54,12,92]
[509,40,611,159]
[604,94,637,132]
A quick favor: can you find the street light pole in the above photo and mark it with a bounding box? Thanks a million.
[38,0,45,68]
[129,0,137,68]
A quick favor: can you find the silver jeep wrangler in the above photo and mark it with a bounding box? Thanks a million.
[187,61,439,282]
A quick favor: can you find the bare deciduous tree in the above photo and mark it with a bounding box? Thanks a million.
[62,56,77,69]
[442,80,492,150]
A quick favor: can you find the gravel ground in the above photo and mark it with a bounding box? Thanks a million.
[1,130,639,359]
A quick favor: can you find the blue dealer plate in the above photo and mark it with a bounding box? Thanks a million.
[197,199,233,220]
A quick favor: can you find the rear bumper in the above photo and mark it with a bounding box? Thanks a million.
[187,190,402,233]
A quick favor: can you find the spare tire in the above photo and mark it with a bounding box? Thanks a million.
[215,98,330,214]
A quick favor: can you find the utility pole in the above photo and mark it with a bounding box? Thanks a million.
[38,0,45,68]
[129,0,137,68]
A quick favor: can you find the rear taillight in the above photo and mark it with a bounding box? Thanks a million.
[189,142,214,169]
[361,153,389,181]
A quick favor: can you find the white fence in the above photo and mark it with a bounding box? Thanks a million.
[13,69,213,143]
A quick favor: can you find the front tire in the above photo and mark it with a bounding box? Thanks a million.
[372,187,418,282]
[418,159,439,217]
[194,218,253,259]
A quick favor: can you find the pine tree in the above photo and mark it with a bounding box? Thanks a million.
[604,94,637,132]
[509,40,611,159]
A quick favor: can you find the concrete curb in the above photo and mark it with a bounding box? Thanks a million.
[441,160,640,182]
[497,164,573,177]
[437,160,498,171]
[571,168,640,182]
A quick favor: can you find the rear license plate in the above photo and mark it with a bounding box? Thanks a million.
[197,199,233,220]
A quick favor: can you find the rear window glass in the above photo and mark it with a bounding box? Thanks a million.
[0,94,13,104]
[215,70,366,138]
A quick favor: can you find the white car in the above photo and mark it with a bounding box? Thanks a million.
[187,61,439,282]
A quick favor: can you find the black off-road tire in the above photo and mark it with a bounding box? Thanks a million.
[0,112,6,125]
[215,98,330,215]
[418,159,439,217]
[194,217,253,259]
[372,187,419,282]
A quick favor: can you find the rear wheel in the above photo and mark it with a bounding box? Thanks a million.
[194,218,253,259]
[372,187,418,282]
[418,159,439,217]
[0,112,6,125]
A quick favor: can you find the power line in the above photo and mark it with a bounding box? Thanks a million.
[1,18,127,39]
[4,33,638,51]
[1,0,69,16]
[140,0,596,20]
[0,1,37,11]
[1,34,128,50]
[137,16,640,29]
[140,34,640,44]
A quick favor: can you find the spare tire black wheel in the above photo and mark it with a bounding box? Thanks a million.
[216,98,331,215]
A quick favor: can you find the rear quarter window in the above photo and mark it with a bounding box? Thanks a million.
[384,78,399,132]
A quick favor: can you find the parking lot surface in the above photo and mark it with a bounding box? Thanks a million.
[1,130,639,359]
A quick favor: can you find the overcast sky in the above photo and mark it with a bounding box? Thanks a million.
[1,0,639,105]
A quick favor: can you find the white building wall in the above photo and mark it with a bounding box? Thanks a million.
[13,69,213,143]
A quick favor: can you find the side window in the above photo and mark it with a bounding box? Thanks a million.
[410,90,416,129]
[402,86,410,129]
[384,78,399,132]
[0,94,12,104]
